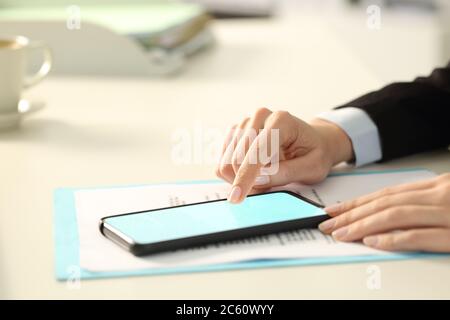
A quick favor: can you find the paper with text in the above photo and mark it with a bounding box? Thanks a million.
[75,170,435,272]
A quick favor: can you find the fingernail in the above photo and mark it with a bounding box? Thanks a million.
[363,236,379,247]
[332,226,348,240]
[324,203,342,214]
[228,186,242,203]
[254,175,270,186]
[318,219,336,232]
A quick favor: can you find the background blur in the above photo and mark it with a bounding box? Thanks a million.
[1,0,449,82]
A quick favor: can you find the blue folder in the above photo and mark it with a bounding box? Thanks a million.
[54,168,442,281]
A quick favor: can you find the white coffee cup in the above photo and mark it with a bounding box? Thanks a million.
[0,35,52,119]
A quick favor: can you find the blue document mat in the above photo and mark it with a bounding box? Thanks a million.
[54,169,440,281]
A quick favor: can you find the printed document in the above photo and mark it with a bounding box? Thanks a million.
[74,170,434,272]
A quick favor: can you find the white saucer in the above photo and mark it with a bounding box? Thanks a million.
[0,99,45,131]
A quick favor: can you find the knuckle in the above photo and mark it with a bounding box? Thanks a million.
[232,144,246,164]
[231,158,239,171]
[368,200,381,213]
[243,127,258,140]
[341,199,357,212]
[433,183,450,205]
[271,110,291,124]
[279,164,293,182]
[214,166,222,178]
[230,124,239,135]
[303,151,330,183]
[370,197,390,213]
[235,164,253,183]
[226,125,238,140]
[308,169,328,184]
[383,207,401,223]
[238,117,251,129]
[219,163,233,177]
[438,173,450,182]
[443,182,450,194]
[442,180,450,191]
[231,155,242,172]
[337,212,353,227]
[316,149,331,171]
[314,146,326,160]
[338,202,351,213]
[254,107,272,118]
[359,217,373,230]
[218,164,226,176]
[349,220,365,235]
[380,187,394,197]
[432,173,449,187]
[442,230,450,244]
[403,231,420,244]
[379,235,396,250]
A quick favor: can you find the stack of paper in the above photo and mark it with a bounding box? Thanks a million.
[185,0,277,17]
[0,2,214,74]
[54,169,437,280]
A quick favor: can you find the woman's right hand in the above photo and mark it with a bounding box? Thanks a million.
[215,108,354,203]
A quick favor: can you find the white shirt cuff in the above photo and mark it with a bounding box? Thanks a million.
[317,107,382,167]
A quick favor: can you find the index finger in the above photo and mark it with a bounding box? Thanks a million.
[228,127,278,203]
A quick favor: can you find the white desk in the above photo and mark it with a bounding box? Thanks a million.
[1,14,449,299]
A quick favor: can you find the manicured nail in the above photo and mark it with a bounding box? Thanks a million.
[332,226,349,240]
[254,175,270,186]
[228,186,242,203]
[318,219,336,232]
[325,203,342,214]
[363,236,379,247]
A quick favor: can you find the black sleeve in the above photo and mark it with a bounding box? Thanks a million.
[336,62,450,162]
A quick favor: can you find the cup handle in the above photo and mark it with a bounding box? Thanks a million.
[23,41,52,89]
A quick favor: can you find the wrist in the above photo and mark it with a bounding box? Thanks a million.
[311,118,354,165]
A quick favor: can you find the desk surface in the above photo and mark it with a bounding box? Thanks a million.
[1,15,449,299]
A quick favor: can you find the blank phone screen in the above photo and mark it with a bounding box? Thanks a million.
[103,192,324,244]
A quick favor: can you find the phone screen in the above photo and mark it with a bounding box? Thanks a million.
[102,192,325,245]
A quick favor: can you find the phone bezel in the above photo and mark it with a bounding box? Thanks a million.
[99,190,328,256]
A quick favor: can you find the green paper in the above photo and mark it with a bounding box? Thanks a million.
[0,2,205,36]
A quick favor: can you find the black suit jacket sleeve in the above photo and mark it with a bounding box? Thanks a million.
[336,62,450,162]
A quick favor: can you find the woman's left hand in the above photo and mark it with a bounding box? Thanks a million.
[318,173,450,252]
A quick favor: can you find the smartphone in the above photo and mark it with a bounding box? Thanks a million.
[99,191,328,256]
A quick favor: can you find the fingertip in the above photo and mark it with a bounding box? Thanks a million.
[318,218,336,233]
[232,173,255,202]
[324,203,343,215]
[363,236,379,248]
[331,226,349,241]
[227,185,242,204]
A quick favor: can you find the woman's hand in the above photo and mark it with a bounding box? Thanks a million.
[216,108,354,203]
[319,173,450,252]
